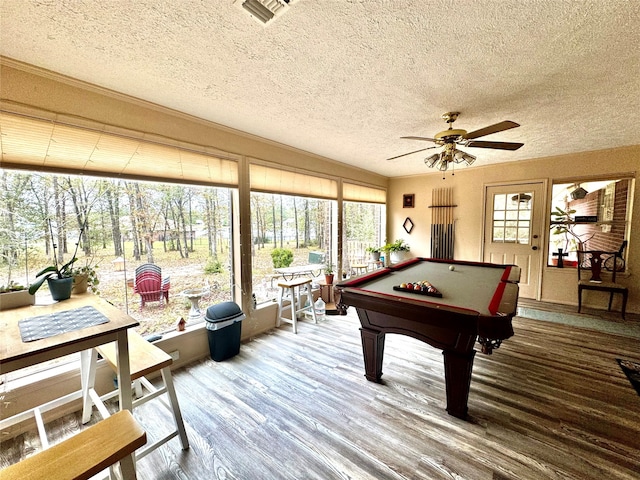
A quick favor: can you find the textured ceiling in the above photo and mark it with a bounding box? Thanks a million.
[1,0,639,177]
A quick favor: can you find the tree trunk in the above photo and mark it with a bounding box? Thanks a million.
[125,183,141,261]
[304,199,310,248]
[105,181,123,257]
[294,198,299,248]
[53,177,66,262]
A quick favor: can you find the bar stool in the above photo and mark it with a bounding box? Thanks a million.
[276,277,317,333]
[83,331,189,461]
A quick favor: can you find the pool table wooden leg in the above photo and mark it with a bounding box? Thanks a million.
[443,349,475,419]
[360,328,385,382]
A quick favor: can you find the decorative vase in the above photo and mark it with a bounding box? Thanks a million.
[47,277,73,301]
[72,273,89,294]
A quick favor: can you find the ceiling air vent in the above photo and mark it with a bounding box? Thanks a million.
[237,0,292,24]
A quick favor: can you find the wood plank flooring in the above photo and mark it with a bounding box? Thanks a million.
[2,306,639,480]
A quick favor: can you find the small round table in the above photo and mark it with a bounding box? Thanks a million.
[181,288,208,321]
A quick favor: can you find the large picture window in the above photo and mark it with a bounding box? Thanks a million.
[548,177,633,267]
[0,170,234,336]
[250,192,335,304]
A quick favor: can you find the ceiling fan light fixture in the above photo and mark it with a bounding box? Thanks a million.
[388,113,524,177]
[453,150,476,165]
[424,153,440,168]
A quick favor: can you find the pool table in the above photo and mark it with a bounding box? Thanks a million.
[336,257,520,419]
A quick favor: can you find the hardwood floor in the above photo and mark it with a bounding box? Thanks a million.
[2,306,639,479]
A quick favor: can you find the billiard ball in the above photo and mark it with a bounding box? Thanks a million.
[449,265,455,271]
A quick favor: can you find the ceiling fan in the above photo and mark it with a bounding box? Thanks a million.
[388,112,524,177]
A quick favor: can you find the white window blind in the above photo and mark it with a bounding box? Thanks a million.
[250,163,338,199]
[0,111,238,187]
[343,182,386,204]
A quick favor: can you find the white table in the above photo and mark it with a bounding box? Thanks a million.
[274,264,324,281]
[0,294,138,445]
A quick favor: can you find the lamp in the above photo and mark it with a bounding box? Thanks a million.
[424,146,476,178]
[570,185,588,200]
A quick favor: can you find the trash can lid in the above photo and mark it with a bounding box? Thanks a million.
[205,301,244,323]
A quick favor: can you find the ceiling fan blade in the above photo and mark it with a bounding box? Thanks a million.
[464,121,520,140]
[400,136,438,142]
[387,146,437,161]
[466,140,524,151]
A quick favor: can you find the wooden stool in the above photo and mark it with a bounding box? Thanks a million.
[84,331,189,461]
[2,410,146,480]
[276,277,317,334]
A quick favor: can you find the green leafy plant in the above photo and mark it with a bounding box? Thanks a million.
[324,261,334,275]
[72,264,100,294]
[204,256,223,274]
[29,221,82,295]
[550,207,594,252]
[383,239,410,252]
[0,281,27,293]
[365,246,381,254]
[271,248,294,269]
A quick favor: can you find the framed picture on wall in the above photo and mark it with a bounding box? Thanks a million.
[403,194,415,208]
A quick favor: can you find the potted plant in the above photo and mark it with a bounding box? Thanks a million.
[550,207,594,267]
[28,221,82,301]
[324,261,335,285]
[383,239,411,264]
[366,246,381,262]
[0,281,35,310]
[72,263,100,295]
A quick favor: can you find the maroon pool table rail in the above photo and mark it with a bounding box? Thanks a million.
[336,257,521,419]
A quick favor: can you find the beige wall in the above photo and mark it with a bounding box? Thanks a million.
[387,146,639,313]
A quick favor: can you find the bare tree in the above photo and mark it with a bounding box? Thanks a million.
[104,180,123,256]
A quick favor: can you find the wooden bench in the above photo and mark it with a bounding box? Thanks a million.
[85,331,189,459]
[2,410,146,480]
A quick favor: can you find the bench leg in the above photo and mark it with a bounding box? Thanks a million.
[118,452,138,480]
[81,348,99,424]
[161,367,190,450]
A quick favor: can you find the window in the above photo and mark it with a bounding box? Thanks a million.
[0,170,234,336]
[343,201,386,273]
[250,192,335,304]
[491,192,532,244]
[548,178,633,267]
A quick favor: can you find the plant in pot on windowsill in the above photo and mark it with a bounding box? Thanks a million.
[383,239,411,264]
[324,262,335,285]
[71,262,100,295]
[366,246,381,262]
[28,223,83,301]
[0,281,35,310]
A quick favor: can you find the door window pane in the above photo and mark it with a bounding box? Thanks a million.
[491,192,532,244]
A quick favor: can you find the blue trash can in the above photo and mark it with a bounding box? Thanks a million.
[204,302,245,362]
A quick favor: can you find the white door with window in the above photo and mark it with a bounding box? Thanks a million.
[484,183,545,299]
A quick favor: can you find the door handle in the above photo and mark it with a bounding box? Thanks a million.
[532,246,538,250]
